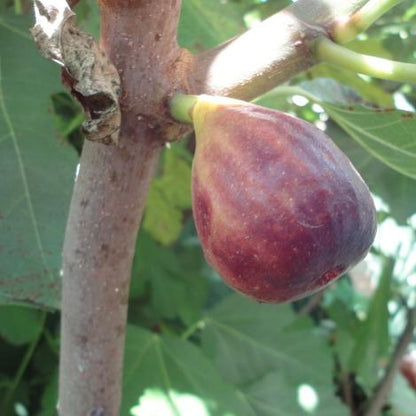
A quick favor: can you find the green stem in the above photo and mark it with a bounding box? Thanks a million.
[180,320,204,340]
[315,36,416,83]
[169,94,198,124]
[334,0,406,43]
[0,312,47,413]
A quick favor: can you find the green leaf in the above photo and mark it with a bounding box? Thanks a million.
[325,120,416,223]
[131,231,208,325]
[299,79,416,180]
[161,148,192,209]
[142,185,184,246]
[178,0,246,51]
[244,372,348,416]
[326,298,362,375]
[0,15,78,308]
[121,325,254,416]
[202,295,348,415]
[36,371,58,416]
[143,146,192,245]
[324,103,416,180]
[0,305,43,345]
[348,259,393,389]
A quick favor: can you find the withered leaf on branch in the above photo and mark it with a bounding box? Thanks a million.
[31,0,121,145]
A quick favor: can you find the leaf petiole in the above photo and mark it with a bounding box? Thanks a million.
[315,36,416,84]
[334,0,407,43]
[180,320,205,340]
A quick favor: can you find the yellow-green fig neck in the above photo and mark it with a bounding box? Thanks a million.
[192,96,248,149]
[192,95,244,128]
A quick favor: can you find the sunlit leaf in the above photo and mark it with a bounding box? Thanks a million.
[202,295,348,415]
[143,146,192,245]
[245,372,348,416]
[122,325,254,416]
[348,259,392,389]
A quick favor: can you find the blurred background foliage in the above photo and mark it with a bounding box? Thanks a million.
[0,0,416,415]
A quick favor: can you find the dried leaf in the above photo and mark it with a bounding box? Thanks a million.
[31,0,121,145]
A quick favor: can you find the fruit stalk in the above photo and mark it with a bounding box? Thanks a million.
[169,94,198,124]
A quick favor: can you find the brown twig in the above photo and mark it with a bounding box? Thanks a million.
[364,307,416,416]
[341,373,357,416]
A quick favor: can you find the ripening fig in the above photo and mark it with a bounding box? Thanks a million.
[171,94,377,303]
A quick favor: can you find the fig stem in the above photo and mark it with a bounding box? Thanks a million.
[315,36,416,83]
[169,94,199,124]
[333,0,406,43]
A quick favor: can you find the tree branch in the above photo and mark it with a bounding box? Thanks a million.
[58,1,188,414]
[364,307,416,416]
[187,0,369,100]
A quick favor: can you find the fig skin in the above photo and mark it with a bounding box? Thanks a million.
[190,95,377,303]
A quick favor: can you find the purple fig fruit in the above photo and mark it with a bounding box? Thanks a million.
[187,95,377,303]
